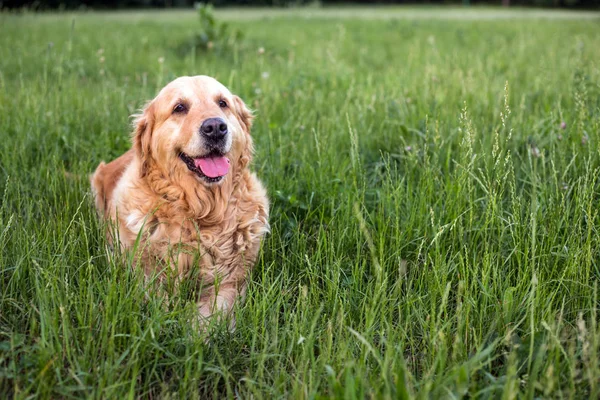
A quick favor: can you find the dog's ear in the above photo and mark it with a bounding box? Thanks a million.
[233,95,253,134]
[132,102,155,177]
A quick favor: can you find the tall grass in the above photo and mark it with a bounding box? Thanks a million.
[1,8,599,398]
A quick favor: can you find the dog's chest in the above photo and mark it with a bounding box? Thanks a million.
[116,172,269,277]
[141,206,266,274]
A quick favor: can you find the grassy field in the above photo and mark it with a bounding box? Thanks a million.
[1,6,600,398]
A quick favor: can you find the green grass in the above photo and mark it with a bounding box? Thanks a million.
[1,6,600,398]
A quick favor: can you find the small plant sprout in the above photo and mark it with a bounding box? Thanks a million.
[187,3,244,54]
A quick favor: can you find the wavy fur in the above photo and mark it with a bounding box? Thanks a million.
[91,76,269,326]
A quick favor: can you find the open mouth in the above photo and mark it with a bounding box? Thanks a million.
[179,151,230,183]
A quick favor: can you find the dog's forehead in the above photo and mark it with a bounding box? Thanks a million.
[158,76,231,101]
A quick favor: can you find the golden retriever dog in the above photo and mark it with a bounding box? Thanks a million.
[91,76,269,327]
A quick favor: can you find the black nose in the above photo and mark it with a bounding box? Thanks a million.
[200,118,228,141]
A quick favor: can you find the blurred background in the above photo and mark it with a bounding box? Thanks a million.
[2,0,599,10]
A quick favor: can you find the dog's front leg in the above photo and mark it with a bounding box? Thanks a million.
[197,278,247,331]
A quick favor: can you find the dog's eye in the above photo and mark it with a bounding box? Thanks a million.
[173,103,187,114]
[218,100,228,108]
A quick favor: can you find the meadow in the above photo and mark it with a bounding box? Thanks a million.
[1,6,600,398]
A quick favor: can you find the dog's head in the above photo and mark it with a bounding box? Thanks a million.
[133,76,253,186]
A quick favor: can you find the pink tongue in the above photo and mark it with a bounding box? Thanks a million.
[194,156,230,178]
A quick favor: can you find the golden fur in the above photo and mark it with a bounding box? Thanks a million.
[91,76,269,325]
